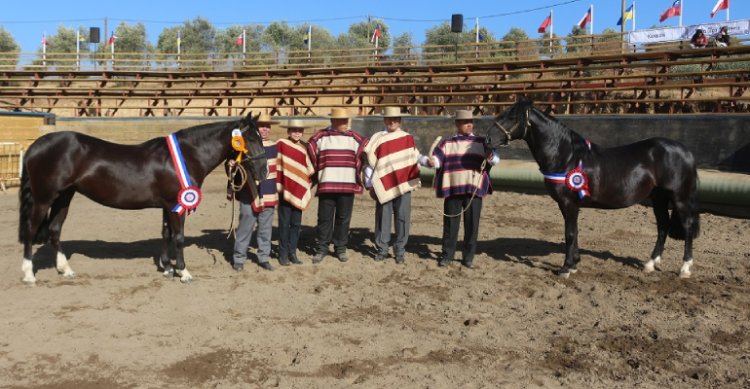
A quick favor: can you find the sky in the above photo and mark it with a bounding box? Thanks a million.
[1,0,746,53]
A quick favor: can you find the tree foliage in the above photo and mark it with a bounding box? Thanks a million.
[96,22,153,70]
[0,26,20,69]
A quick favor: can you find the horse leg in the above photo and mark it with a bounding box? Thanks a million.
[644,190,670,273]
[673,200,697,279]
[168,212,192,283]
[558,202,580,278]
[159,209,174,277]
[48,189,76,278]
[21,200,53,285]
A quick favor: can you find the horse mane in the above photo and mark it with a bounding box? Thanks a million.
[529,105,592,158]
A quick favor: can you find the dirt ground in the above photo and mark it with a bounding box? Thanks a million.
[1,171,748,389]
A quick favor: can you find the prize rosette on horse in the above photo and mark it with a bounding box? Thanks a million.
[565,164,589,199]
[178,186,202,210]
[166,133,202,215]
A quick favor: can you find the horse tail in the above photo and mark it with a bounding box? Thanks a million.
[17,160,50,244]
[668,171,700,240]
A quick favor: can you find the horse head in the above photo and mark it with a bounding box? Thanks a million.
[233,113,269,199]
[485,97,534,148]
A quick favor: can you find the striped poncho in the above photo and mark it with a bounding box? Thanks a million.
[364,129,421,203]
[432,134,493,198]
[276,138,316,210]
[251,139,279,211]
[307,128,367,194]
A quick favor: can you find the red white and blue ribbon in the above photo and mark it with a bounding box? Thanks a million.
[166,133,202,215]
[541,140,591,200]
[542,161,590,200]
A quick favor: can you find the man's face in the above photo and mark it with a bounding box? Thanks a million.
[288,128,304,141]
[455,119,473,135]
[384,117,401,132]
[258,124,271,140]
[331,118,349,132]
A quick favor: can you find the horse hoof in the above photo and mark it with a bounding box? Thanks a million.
[162,269,174,278]
[643,262,655,273]
[62,271,77,278]
[679,271,691,279]
[558,271,571,279]
[22,277,37,285]
[180,276,192,284]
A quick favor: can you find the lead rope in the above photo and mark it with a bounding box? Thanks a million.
[225,162,249,239]
[442,158,487,218]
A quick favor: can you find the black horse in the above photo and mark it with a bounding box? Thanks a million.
[486,98,700,278]
[18,114,268,284]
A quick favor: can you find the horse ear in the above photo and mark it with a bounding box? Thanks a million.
[240,112,253,126]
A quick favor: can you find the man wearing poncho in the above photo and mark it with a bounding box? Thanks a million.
[275,119,316,265]
[363,107,421,264]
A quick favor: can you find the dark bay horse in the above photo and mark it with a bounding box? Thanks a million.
[486,98,700,278]
[18,114,267,284]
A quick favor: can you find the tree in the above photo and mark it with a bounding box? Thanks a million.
[497,27,533,60]
[423,22,477,63]
[334,19,390,66]
[96,22,154,70]
[391,32,416,65]
[156,18,217,70]
[565,26,590,54]
[0,27,20,70]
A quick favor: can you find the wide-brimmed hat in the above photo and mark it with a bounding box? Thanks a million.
[382,106,409,118]
[255,113,279,125]
[453,110,474,121]
[280,119,313,130]
[328,108,351,119]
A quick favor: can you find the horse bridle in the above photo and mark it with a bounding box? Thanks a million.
[235,125,266,163]
[490,107,531,145]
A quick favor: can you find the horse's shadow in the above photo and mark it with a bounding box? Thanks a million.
[36,227,643,274]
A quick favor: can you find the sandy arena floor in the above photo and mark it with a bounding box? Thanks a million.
[0,171,748,388]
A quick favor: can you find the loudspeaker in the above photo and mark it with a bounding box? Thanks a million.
[89,27,100,43]
[451,14,463,33]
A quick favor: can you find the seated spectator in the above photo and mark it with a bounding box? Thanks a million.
[690,29,708,49]
[714,26,730,47]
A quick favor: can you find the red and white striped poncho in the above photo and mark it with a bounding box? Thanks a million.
[364,129,421,203]
[307,128,367,194]
[275,138,316,210]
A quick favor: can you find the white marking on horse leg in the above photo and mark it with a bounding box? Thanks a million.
[557,271,571,279]
[643,255,661,273]
[56,251,76,278]
[175,268,193,284]
[679,259,693,278]
[21,259,36,285]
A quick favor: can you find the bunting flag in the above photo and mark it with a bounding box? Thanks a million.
[538,13,552,34]
[41,34,47,46]
[370,23,381,44]
[578,6,592,29]
[710,0,729,18]
[108,31,117,45]
[659,0,682,23]
[303,25,311,45]
[235,32,244,46]
[617,2,636,26]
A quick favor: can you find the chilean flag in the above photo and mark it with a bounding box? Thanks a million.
[538,13,552,33]
[108,31,117,45]
[711,0,729,18]
[235,32,244,46]
[370,23,381,44]
[578,6,592,29]
[659,0,682,22]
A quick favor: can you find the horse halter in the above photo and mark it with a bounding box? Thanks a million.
[491,107,530,145]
